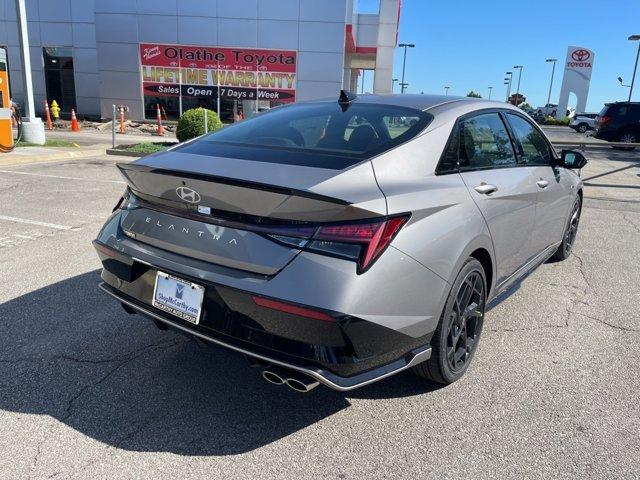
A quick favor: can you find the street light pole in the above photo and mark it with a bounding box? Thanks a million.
[361,70,365,94]
[391,78,398,93]
[505,71,513,102]
[444,86,450,96]
[488,86,493,100]
[545,58,557,107]
[513,65,523,104]
[627,35,640,101]
[398,43,415,94]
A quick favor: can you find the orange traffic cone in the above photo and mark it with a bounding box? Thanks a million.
[70,109,80,132]
[156,104,165,136]
[44,100,53,130]
[118,106,126,134]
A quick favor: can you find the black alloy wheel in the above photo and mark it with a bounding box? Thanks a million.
[551,196,582,261]
[412,258,486,384]
[563,197,581,256]
[445,270,485,373]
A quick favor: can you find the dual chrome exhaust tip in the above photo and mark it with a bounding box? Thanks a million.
[261,366,320,393]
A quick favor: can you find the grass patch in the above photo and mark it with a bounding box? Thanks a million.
[114,142,174,154]
[17,139,78,147]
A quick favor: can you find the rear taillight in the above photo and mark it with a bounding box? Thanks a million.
[598,115,611,125]
[304,215,409,273]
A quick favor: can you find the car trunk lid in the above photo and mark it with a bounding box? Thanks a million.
[116,151,387,275]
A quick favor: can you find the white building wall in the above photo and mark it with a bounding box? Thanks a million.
[94,0,349,118]
[1,0,99,116]
[1,0,399,120]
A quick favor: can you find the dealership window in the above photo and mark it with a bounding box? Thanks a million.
[143,95,279,123]
[43,47,76,115]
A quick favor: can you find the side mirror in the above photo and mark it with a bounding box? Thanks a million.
[560,149,588,169]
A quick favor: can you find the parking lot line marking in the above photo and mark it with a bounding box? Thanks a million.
[0,169,126,184]
[0,215,73,231]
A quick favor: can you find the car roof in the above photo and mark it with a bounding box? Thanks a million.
[305,93,496,112]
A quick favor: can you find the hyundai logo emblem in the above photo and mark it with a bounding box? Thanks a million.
[176,186,201,204]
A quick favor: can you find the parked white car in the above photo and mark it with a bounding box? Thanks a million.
[570,113,597,133]
[536,104,558,116]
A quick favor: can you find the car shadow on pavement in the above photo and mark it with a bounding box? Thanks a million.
[0,270,437,456]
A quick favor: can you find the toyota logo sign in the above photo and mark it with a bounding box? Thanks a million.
[571,49,590,62]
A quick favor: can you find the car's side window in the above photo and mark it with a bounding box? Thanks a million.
[505,113,553,166]
[436,123,460,174]
[458,113,516,170]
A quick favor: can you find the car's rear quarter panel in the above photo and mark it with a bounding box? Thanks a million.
[371,117,496,302]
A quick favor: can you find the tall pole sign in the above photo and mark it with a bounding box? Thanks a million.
[556,46,595,119]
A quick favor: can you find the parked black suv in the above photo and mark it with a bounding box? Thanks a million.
[594,102,640,144]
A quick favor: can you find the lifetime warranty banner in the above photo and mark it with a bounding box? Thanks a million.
[140,43,297,103]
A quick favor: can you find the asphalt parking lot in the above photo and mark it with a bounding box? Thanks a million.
[0,142,639,479]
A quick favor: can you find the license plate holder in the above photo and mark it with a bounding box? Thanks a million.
[152,271,205,324]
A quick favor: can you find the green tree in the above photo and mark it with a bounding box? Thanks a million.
[466,91,482,98]
[519,102,533,111]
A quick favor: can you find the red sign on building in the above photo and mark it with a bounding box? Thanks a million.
[140,43,297,103]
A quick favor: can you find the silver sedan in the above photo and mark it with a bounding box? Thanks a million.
[94,92,585,392]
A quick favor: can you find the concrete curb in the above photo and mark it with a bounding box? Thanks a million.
[105,148,146,158]
[0,148,105,166]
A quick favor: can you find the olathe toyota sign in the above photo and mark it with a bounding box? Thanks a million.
[141,44,297,103]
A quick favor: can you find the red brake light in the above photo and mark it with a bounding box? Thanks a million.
[313,215,409,273]
[252,296,335,322]
[599,115,611,125]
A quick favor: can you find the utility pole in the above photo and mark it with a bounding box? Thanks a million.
[488,86,493,100]
[398,43,415,93]
[505,71,513,102]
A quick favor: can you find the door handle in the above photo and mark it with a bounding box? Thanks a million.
[474,183,498,195]
[537,180,549,189]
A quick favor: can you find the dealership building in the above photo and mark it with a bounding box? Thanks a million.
[0,0,401,120]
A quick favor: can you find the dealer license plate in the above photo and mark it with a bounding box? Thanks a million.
[152,271,205,324]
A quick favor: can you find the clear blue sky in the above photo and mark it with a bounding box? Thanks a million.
[358,0,640,112]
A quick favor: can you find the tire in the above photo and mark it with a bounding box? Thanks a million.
[577,123,588,134]
[413,258,486,385]
[618,131,637,151]
[550,195,582,262]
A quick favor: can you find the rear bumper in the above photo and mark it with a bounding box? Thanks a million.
[98,280,431,391]
[593,128,616,141]
[95,233,435,389]
[93,206,447,389]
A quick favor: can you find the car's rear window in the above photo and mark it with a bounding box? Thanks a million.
[175,102,432,170]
